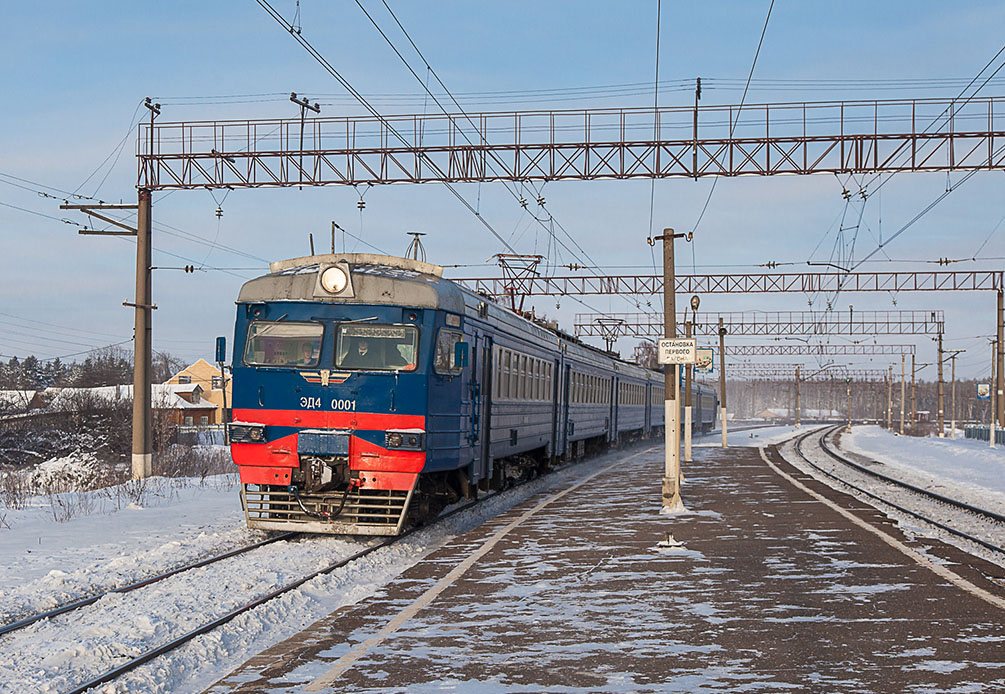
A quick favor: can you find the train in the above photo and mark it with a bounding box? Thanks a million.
[225,253,718,535]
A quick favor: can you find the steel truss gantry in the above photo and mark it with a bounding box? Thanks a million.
[574,310,944,338]
[728,366,889,382]
[136,96,1005,189]
[725,343,915,357]
[455,270,1004,298]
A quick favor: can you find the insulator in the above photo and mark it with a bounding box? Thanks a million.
[215,206,223,219]
[357,199,366,210]
[537,195,545,206]
[519,197,527,208]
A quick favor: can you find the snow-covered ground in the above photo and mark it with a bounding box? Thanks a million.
[841,425,1005,513]
[0,447,649,694]
[695,423,824,448]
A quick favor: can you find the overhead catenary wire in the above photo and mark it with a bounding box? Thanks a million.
[689,0,775,239]
[356,0,639,318]
[255,0,518,257]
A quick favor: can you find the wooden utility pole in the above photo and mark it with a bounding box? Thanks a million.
[718,317,728,447]
[904,357,912,433]
[937,332,945,437]
[794,366,801,428]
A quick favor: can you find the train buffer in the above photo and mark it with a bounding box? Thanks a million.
[207,440,1005,693]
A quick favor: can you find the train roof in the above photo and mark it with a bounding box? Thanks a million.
[239,253,667,380]
[237,253,466,312]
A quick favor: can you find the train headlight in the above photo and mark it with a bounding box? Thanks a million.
[385,430,424,450]
[229,423,267,443]
[320,266,349,294]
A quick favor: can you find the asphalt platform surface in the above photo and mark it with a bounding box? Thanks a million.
[206,438,1005,693]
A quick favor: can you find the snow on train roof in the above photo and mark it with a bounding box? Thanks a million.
[239,253,462,310]
[269,253,443,278]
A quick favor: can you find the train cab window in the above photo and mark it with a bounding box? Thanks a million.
[243,321,324,367]
[336,324,418,371]
[434,329,464,375]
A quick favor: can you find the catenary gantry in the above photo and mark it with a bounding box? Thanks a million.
[136,96,1005,189]
[574,310,944,338]
[454,270,1004,298]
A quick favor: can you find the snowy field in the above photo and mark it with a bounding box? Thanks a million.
[842,425,1005,513]
[0,446,652,693]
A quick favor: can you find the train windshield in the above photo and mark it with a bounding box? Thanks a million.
[336,324,418,371]
[243,321,323,366]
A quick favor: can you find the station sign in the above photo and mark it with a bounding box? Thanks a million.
[657,338,697,364]
[695,347,714,374]
[977,383,991,400]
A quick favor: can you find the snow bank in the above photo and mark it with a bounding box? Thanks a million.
[842,425,1005,512]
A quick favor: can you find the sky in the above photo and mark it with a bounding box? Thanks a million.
[1,1,1004,380]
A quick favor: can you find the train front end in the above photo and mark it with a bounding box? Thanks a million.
[228,254,459,535]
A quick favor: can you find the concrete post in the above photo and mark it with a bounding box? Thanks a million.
[132,189,153,479]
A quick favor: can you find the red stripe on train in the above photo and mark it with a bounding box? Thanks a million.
[232,408,424,430]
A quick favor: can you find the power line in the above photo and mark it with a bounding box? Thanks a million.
[255,0,518,256]
[690,0,775,238]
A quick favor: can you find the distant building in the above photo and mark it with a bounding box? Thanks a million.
[165,359,231,424]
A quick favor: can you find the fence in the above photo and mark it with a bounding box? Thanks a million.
[174,425,226,446]
[963,424,1005,445]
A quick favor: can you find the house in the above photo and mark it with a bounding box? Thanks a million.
[165,359,232,424]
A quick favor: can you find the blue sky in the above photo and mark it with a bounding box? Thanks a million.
[1,1,1003,378]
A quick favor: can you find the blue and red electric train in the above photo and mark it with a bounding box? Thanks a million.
[226,253,717,535]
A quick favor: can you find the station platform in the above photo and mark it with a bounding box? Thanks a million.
[207,439,1005,693]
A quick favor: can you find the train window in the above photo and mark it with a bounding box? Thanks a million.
[434,330,464,375]
[335,324,418,371]
[244,321,324,367]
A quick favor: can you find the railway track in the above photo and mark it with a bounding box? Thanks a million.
[52,478,526,694]
[0,531,299,639]
[789,425,1005,558]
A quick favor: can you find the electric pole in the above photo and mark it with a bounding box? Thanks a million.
[998,290,1004,427]
[655,228,687,512]
[718,317,728,448]
[911,354,917,429]
[904,357,912,433]
[794,366,801,428]
[937,331,945,437]
[886,364,893,430]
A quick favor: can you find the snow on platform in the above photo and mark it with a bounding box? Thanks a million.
[841,425,1005,513]
[207,443,1005,694]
